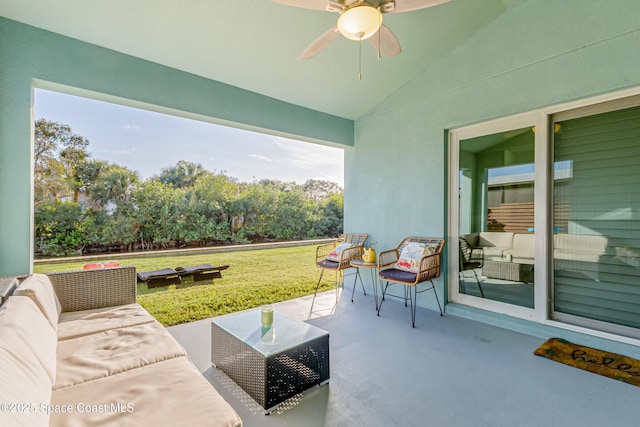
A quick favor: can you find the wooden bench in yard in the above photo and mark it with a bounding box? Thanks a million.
[137,264,230,288]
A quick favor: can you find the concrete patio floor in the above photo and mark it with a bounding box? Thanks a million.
[168,286,639,427]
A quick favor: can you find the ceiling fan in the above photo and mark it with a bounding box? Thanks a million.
[271,0,451,60]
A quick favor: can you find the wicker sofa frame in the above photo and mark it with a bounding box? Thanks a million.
[48,266,137,312]
[1,267,242,427]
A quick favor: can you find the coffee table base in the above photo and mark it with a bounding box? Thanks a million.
[211,322,330,412]
[482,259,534,283]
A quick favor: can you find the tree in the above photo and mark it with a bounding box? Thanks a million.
[72,159,111,204]
[157,160,208,189]
[34,118,90,204]
[230,182,279,241]
[270,186,316,239]
[34,200,87,256]
[89,165,140,209]
[134,180,183,246]
[314,192,344,237]
[30,120,344,254]
[185,173,237,241]
[303,179,342,203]
[177,192,231,244]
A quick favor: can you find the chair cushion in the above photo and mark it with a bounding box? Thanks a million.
[326,242,353,262]
[317,259,340,269]
[380,268,417,283]
[14,273,62,330]
[395,242,436,273]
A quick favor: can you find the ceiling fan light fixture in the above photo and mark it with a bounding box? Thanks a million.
[337,5,382,41]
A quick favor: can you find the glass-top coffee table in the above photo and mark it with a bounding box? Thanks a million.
[211,309,330,413]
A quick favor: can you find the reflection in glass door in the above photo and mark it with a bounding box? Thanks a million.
[458,127,535,308]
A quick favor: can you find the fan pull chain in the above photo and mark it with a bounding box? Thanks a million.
[358,38,362,80]
[377,24,381,60]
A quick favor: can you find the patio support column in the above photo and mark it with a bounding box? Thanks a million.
[0,65,33,275]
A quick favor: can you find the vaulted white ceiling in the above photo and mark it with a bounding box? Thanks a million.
[1,0,514,119]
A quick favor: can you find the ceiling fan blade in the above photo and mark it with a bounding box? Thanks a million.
[300,26,341,59]
[270,0,339,12]
[368,24,401,58]
[385,0,451,13]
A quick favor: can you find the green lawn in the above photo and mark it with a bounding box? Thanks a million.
[34,244,335,326]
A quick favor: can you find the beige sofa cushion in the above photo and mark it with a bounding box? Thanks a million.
[14,273,62,330]
[0,326,52,427]
[506,233,535,259]
[554,233,608,262]
[55,321,186,389]
[479,232,514,248]
[50,356,242,427]
[0,296,58,383]
[57,303,155,341]
[478,232,514,257]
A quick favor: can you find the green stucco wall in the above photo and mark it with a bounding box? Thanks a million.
[346,0,640,312]
[0,17,353,275]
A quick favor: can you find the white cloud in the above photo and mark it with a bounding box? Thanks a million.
[266,136,344,185]
[249,154,272,162]
[120,123,140,131]
[271,136,341,168]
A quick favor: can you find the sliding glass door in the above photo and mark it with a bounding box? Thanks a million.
[552,105,640,338]
[450,91,640,340]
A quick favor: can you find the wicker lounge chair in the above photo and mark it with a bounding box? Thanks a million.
[175,263,229,282]
[312,233,368,311]
[138,264,230,288]
[459,236,484,297]
[137,268,182,288]
[377,237,445,327]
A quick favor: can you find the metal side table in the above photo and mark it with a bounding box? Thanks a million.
[350,259,381,310]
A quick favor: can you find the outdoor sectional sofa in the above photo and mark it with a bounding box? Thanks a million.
[0,267,242,427]
[462,231,608,264]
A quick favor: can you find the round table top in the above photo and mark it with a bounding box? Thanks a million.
[350,258,377,268]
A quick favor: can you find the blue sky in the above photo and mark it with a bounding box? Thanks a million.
[34,89,344,185]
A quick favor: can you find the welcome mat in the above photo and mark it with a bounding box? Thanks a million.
[534,338,640,387]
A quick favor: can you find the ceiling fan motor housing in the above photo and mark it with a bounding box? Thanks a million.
[380,1,395,12]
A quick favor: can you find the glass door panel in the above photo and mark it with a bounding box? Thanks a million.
[459,127,535,308]
[553,105,640,338]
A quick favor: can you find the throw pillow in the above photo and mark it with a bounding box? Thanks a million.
[326,242,353,262]
[395,242,437,273]
[14,274,62,330]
